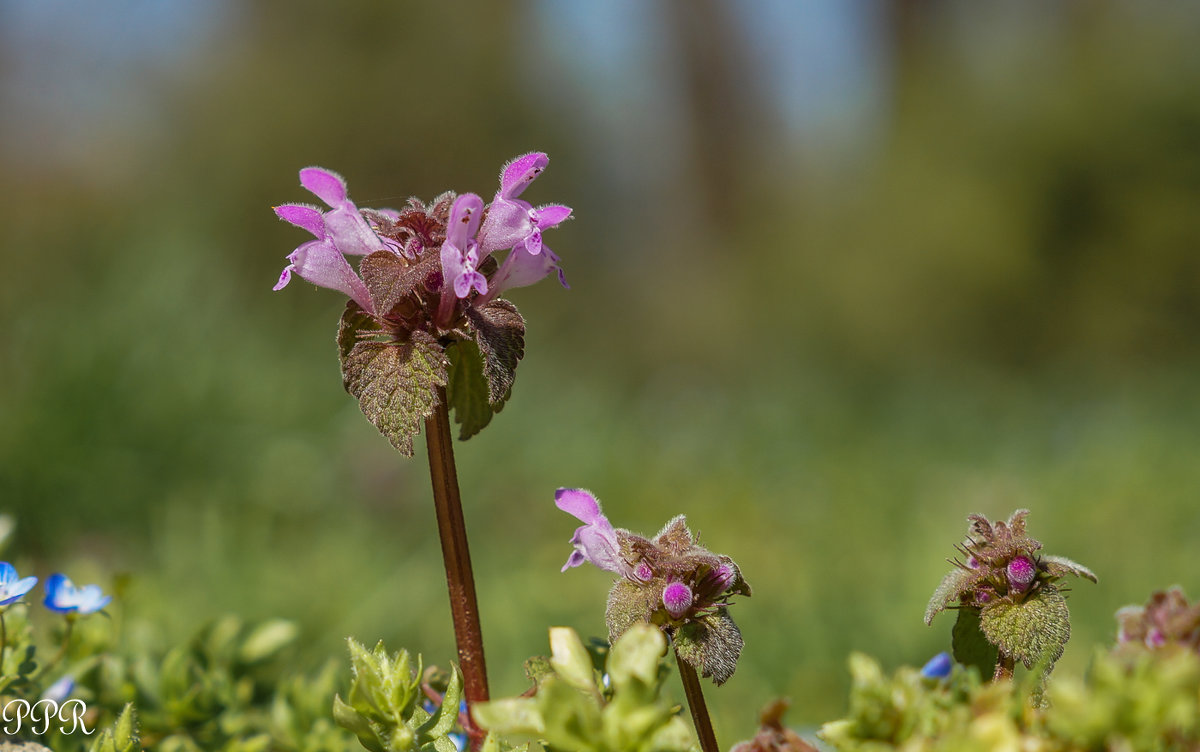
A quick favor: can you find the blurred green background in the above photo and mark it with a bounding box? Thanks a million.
[2,0,1199,741]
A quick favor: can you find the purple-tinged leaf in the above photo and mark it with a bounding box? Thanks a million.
[465,299,525,404]
[341,330,447,456]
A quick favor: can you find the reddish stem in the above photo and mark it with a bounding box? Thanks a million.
[676,648,719,752]
[425,388,489,749]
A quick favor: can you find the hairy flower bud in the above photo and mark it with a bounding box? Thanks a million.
[1007,555,1037,594]
[662,582,694,619]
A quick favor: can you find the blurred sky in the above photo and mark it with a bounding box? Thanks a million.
[0,0,880,175]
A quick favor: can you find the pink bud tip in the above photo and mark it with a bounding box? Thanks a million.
[662,582,693,619]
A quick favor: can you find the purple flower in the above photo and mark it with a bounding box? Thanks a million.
[272,167,383,312]
[920,652,953,680]
[0,562,37,606]
[477,153,572,299]
[43,574,111,615]
[439,194,488,299]
[556,488,626,576]
[662,582,694,619]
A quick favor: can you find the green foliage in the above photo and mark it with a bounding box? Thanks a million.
[820,649,1200,751]
[950,609,997,680]
[88,705,141,752]
[445,341,499,440]
[472,625,695,752]
[464,300,525,405]
[672,609,744,687]
[979,584,1070,676]
[332,639,463,752]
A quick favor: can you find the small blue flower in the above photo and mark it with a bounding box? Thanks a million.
[43,574,111,614]
[41,675,75,703]
[0,562,38,606]
[920,652,953,680]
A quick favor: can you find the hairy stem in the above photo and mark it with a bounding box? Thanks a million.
[676,648,719,752]
[425,388,489,748]
[993,652,1015,681]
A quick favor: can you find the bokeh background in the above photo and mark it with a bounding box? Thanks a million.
[3,0,1199,740]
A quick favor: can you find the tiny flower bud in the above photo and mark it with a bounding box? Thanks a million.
[633,562,653,582]
[1006,555,1037,593]
[662,582,694,619]
[709,564,735,593]
[975,587,995,606]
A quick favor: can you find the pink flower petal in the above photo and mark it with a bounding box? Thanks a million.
[299,167,349,207]
[499,152,548,200]
[274,204,325,238]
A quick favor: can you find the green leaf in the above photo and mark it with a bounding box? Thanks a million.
[416,664,463,741]
[471,698,546,738]
[360,250,435,317]
[239,619,298,663]
[466,300,525,403]
[445,340,497,440]
[342,330,448,456]
[673,609,744,686]
[537,677,602,752]
[952,607,999,679]
[980,584,1071,673]
[549,627,597,692]
[333,694,386,752]
[605,580,656,644]
[607,623,666,691]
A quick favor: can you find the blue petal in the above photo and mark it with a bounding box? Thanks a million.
[75,585,111,614]
[920,652,953,680]
[0,562,15,586]
[43,573,77,612]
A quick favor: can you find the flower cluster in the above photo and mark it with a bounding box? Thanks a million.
[556,488,751,685]
[272,153,570,318]
[1116,587,1200,654]
[925,510,1096,678]
[0,563,110,616]
[271,153,572,455]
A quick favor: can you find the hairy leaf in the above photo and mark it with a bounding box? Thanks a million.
[925,567,979,625]
[673,609,744,686]
[466,299,525,403]
[1041,555,1098,583]
[445,340,498,440]
[337,299,381,369]
[360,250,434,316]
[342,330,447,456]
[605,580,657,644]
[980,584,1071,671]
[952,607,998,679]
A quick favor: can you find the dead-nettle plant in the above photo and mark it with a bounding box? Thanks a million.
[924,509,1097,683]
[1115,586,1200,656]
[556,488,751,752]
[272,153,572,745]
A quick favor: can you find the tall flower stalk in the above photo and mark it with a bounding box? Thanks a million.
[272,155,572,747]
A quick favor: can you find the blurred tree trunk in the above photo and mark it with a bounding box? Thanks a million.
[667,0,772,234]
